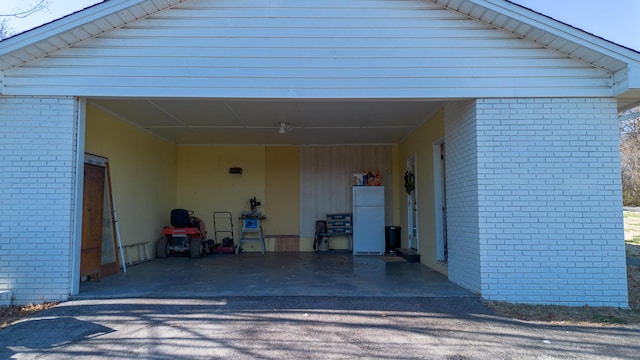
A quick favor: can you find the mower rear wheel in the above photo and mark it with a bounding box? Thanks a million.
[156,237,169,258]
[189,237,202,258]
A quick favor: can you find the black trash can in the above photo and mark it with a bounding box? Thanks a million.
[385,226,401,253]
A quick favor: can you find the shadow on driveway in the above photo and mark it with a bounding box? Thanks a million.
[1,297,639,359]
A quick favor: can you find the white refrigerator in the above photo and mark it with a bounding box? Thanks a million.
[352,186,385,255]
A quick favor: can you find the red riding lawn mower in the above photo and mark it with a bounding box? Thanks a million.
[156,208,216,259]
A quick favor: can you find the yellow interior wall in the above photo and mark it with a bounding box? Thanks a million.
[399,109,446,274]
[176,146,301,252]
[265,147,300,235]
[176,146,266,251]
[84,105,178,249]
[85,109,303,255]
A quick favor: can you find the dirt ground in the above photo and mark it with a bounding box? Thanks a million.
[487,264,640,325]
[0,303,57,329]
[3,211,640,328]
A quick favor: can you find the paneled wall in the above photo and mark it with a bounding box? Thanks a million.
[299,146,392,237]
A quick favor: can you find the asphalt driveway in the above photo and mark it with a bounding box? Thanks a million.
[1,296,639,359]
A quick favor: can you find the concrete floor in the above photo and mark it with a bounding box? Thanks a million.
[77,252,473,299]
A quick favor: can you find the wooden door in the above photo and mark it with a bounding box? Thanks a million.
[81,163,104,280]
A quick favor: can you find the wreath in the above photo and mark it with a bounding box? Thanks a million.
[404,170,415,194]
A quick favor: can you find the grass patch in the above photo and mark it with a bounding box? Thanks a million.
[624,211,640,242]
[591,312,627,324]
[624,211,640,218]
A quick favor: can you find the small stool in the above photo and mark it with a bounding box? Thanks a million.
[236,217,266,254]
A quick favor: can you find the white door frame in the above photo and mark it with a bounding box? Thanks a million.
[406,154,418,251]
[71,97,87,296]
[433,139,447,263]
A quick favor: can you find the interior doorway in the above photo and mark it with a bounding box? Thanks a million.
[406,155,418,251]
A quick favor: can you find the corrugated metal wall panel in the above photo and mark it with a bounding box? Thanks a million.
[2,0,613,98]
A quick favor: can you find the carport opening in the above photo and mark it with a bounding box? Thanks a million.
[78,97,451,292]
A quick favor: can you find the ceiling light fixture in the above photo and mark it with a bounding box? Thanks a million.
[279,122,293,134]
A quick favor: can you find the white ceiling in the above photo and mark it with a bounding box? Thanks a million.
[88,98,444,145]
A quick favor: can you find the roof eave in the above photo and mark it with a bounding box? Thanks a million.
[437,0,640,109]
[0,0,146,56]
[615,64,640,111]
[436,0,640,71]
[0,0,188,71]
[486,0,640,62]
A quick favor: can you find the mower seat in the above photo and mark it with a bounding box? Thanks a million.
[171,208,192,228]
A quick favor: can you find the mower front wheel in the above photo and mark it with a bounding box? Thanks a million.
[189,237,203,258]
[156,236,169,258]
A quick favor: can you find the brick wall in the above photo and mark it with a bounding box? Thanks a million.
[445,101,482,294]
[474,98,627,306]
[0,96,78,304]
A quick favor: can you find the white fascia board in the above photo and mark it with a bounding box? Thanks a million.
[629,64,640,89]
[0,0,149,57]
[613,64,640,98]
[474,0,640,66]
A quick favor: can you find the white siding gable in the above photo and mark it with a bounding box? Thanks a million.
[2,0,612,98]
